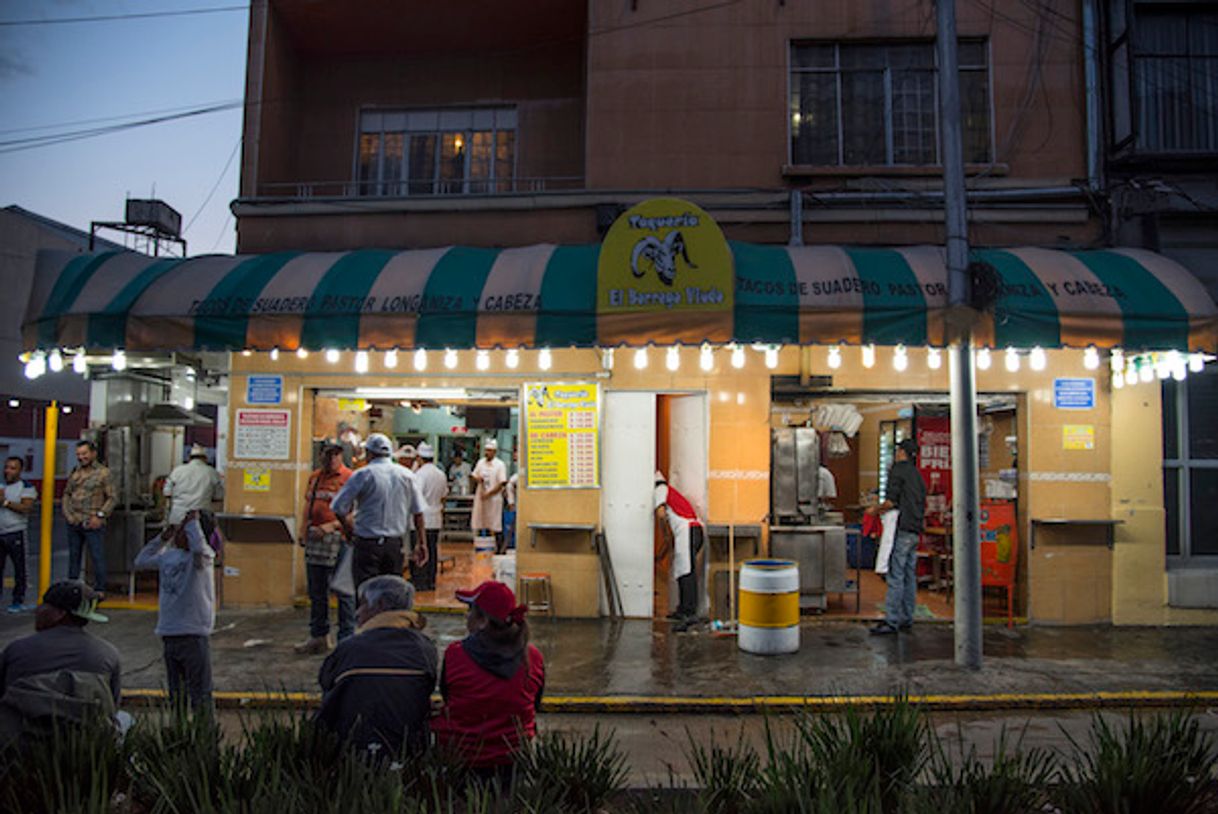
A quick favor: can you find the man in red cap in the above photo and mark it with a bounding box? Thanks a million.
[431,580,545,781]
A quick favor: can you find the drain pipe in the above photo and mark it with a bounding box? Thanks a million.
[1082,0,1103,192]
[789,189,804,246]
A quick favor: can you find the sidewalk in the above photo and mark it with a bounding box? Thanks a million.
[2,607,1215,710]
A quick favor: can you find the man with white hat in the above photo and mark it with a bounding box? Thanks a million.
[470,438,508,551]
[331,433,429,591]
[654,470,704,632]
[411,442,448,591]
[163,443,223,526]
[395,444,419,472]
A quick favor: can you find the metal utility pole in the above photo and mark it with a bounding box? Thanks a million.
[936,0,982,669]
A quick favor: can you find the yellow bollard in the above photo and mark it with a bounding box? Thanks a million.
[40,401,58,597]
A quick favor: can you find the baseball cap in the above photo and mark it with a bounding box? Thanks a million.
[897,438,919,458]
[42,581,108,623]
[364,433,393,457]
[417,442,434,459]
[455,580,526,624]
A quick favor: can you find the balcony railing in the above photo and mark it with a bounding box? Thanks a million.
[251,176,587,200]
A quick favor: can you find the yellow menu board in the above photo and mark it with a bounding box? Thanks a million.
[524,382,600,488]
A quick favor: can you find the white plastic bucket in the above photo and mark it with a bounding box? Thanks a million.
[472,535,496,583]
[737,559,800,655]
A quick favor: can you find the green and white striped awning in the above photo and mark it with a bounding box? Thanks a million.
[23,243,1218,354]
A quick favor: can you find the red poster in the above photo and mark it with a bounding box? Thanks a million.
[916,415,952,528]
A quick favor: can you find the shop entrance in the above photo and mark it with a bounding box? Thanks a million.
[601,391,708,619]
[772,389,1022,623]
[311,387,519,610]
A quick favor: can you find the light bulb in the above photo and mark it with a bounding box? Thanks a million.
[600,348,613,370]
[269,347,279,361]
[183,395,194,411]
[1156,354,1171,380]
[1112,371,1124,390]
[444,349,458,369]
[700,344,714,372]
[764,345,779,369]
[731,345,745,369]
[354,350,369,373]
[7,399,17,408]
[506,349,520,369]
[325,349,339,363]
[384,349,398,368]
[893,345,908,372]
[1124,362,1137,386]
[927,347,942,370]
[538,348,552,370]
[241,349,252,357]
[861,344,875,369]
[413,349,427,371]
[633,348,648,369]
[1172,359,1187,381]
[1189,353,1204,373]
[23,355,43,380]
[73,353,87,374]
[1005,347,1020,372]
[62,405,72,414]
[296,347,309,359]
[666,346,680,372]
[1110,348,1124,372]
[49,349,63,372]
[828,346,842,370]
[1139,361,1154,383]
[476,350,490,371]
[111,350,127,372]
[1084,346,1099,370]
[976,348,992,370]
[1030,346,1046,371]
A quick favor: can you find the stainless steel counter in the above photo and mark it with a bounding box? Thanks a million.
[769,524,847,611]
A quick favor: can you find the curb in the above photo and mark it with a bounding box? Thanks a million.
[121,688,1218,714]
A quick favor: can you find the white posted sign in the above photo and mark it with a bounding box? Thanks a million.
[234,409,292,460]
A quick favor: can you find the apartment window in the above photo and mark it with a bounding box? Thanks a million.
[1162,360,1218,562]
[790,41,991,166]
[356,108,517,196]
[1133,6,1218,153]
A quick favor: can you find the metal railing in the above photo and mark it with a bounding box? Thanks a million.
[253,176,586,200]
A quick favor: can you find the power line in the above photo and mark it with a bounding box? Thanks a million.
[0,5,247,27]
[0,101,242,154]
[0,99,242,136]
[183,137,242,236]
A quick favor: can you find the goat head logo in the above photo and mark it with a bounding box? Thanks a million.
[630,231,697,287]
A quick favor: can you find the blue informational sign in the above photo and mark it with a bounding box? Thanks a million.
[246,375,283,405]
[1053,377,1095,410]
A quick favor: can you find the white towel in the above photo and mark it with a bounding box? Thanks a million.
[874,509,900,575]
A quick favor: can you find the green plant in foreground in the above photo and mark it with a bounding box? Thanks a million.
[0,709,126,814]
[514,724,630,812]
[685,726,762,813]
[916,722,1058,814]
[1058,710,1218,814]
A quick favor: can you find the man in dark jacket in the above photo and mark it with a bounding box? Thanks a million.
[869,438,927,635]
[316,575,437,758]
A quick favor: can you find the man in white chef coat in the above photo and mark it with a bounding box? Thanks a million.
[470,438,508,552]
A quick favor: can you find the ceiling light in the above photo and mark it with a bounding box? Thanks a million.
[384,349,398,368]
[764,345,779,369]
[297,347,309,359]
[413,349,427,371]
[927,347,942,370]
[1139,359,1154,383]
[48,349,63,373]
[861,344,875,369]
[1189,353,1204,373]
[634,347,648,369]
[1005,347,1020,372]
[1124,362,1138,386]
[976,348,992,370]
[1110,348,1124,372]
[1112,371,1124,390]
[73,353,87,374]
[731,344,745,369]
[506,349,520,369]
[1084,346,1099,370]
[325,349,339,363]
[7,399,17,409]
[183,395,195,410]
[1156,354,1171,380]
[538,348,552,370]
[444,349,458,369]
[600,348,613,370]
[1030,346,1046,371]
[62,404,72,414]
[269,347,280,361]
[893,344,908,372]
[828,346,842,370]
[699,344,714,372]
[241,349,252,357]
[666,346,680,372]
[23,354,44,380]
[476,350,490,371]
[354,350,369,373]
[111,350,127,372]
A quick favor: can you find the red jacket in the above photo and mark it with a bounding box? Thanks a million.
[431,638,545,767]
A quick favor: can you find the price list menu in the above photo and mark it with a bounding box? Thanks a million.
[524,383,599,488]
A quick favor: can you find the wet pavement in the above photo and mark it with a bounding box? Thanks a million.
[1,607,1215,701]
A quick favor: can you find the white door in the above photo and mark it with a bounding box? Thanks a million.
[668,393,709,615]
[601,391,656,617]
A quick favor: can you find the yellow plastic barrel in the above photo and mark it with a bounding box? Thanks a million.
[738,559,800,655]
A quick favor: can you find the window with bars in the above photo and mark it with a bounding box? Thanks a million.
[789,41,991,167]
[1162,360,1218,562]
[1132,6,1218,153]
[356,108,517,196]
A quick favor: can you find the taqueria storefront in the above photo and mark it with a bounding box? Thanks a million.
[22,199,1218,626]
